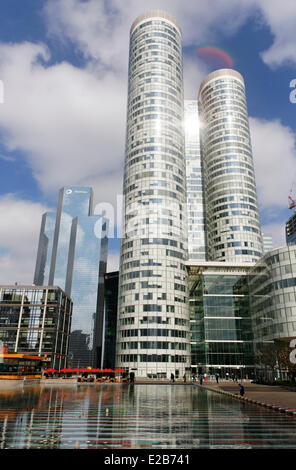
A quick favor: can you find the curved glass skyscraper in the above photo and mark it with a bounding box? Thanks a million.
[198,69,263,263]
[116,11,190,378]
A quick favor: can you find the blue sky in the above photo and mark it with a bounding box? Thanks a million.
[0,0,296,283]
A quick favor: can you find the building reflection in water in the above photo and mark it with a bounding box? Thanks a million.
[0,385,295,449]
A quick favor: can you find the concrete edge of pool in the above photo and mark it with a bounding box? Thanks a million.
[195,383,296,418]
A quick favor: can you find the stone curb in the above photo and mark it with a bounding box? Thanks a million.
[195,384,296,418]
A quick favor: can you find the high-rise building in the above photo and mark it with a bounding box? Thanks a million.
[49,187,93,289]
[33,212,56,285]
[262,233,273,253]
[198,69,263,263]
[65,215,108,368]
[286,212,296,245]
[34,186,108,368]
[184,100,206,261]
[116,11,191,378]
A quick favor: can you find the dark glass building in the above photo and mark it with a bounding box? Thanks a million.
[0,285,72,369]
[66,216,108,368]
[286,212,296,245]
[102,272,119,370]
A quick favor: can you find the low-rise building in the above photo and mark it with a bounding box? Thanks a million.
[0,285,72,369]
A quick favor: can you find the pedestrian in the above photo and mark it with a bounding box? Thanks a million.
[171,373,175,383]
[129,372,135,383]
[226,372,229,380]
[238,383,245,397]
[215,373,219,384]
[199,375,203,385]
[183,373,186,382]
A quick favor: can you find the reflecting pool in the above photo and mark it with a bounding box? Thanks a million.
[0,384,295,449]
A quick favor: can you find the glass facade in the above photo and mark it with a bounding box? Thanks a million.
[188,262,255,378]
[0,286,72,369]
[33,212,56,285]
[102,271,119,370]
[65,216,108,368]
[198,69,263,263]
[34,186,108,369]
[248,245,296,348]
[49,187,93,289]
[116,11,190,378]
[184,100,206,261]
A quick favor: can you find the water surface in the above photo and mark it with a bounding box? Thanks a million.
[0,384,295,449]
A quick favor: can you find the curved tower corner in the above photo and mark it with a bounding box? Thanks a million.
[198,69,263,263]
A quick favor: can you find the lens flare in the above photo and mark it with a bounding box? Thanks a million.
[197,46,234,68]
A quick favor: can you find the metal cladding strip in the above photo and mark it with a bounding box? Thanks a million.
[196,384,296,418]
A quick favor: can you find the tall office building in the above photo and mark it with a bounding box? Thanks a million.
[198,69,263,263]
[286,212,296,245]
[262,233,273,253]
[65,215,108,368]
[49,187,93,289]
[34,186,108,368]
[184,100,206,261]
[102,271,119,370]
[33,212,56,285]
[116,11,191,378]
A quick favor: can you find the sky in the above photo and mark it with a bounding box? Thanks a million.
[0,0,296,284]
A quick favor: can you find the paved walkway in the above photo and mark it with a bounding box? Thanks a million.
[202,380,296,416]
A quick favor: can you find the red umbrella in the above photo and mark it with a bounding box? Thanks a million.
[103,369,114,373]
[115,369,125,373]
[44,369,57,373]
[60,368,72,373]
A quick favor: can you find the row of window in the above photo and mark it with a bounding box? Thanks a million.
[118,354,187,363]
[120,329,189,338]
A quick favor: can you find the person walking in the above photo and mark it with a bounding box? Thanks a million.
[238,383,245,397]
[171,373,175,383]
[199,375,203,386]
[215,373,219,384]
[183,373,186,383]
[129,372,135,384]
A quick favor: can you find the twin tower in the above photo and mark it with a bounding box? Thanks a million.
[116,11,263,377]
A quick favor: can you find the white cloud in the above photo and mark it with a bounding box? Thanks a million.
[0,195,49,284]
[250,117,296,211]
[0,41,126,199]
[258,0,296,68]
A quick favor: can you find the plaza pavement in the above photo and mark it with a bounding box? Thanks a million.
[198,380,296,417]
